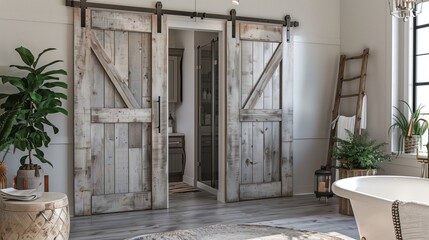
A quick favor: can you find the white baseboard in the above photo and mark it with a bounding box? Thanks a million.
[197,181,217,195]
[182,175,194,186]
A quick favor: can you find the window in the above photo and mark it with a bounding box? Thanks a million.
[413,2,429,113]
[413,2,429,152]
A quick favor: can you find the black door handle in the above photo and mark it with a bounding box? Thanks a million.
[156,96,161,133]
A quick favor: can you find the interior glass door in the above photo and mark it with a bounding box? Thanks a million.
[197,39,219,189]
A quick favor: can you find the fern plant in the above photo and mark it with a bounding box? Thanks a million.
[0,47,67,169]
[333,130,391,169]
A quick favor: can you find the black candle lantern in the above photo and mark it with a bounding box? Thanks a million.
[314,167,334,200]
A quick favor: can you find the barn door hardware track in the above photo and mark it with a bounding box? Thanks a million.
[65,0,299,40]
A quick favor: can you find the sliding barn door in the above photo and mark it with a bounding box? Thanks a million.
[226,22,293,202]
[74,9,168,216]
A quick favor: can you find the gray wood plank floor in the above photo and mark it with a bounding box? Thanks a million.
[70,191,359,240]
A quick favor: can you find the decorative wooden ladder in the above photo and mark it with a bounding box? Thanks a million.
[326,48,369,168]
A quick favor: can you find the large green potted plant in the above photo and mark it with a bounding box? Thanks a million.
[0,46,67,193]
[332,130,391,215]
[390,100,428,154]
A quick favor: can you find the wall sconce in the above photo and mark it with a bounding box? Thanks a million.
[232,0,239,6]
[389,0,423,21]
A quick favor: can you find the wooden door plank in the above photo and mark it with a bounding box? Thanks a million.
[242,43,283,110]
[272,122,281,181]
[240,40,253,185]
[104,30,116,195]
[271,43,281,182]
[114,123,129,194]
[91,192,151,214]
[91,29,106,196]
[141,33,152,192]
[92,10,152,33]
[226,21,241,202]
[128,32,143,149]
[263,42,273,183]
[239,23,282,43]
[239,182,281,200]
[113,31,130,194]
[281,29,293,197]
[251,41,264,184]
[239,109,281,122]
[91,29,106,108]
[129,148,143,192]
[74,8,93,216]
[91,108,151,123]
[89,33,140,109]
[151,15,168,209]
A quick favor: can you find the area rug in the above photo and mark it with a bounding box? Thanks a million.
[169,182,200,194]
[128,224,347,240]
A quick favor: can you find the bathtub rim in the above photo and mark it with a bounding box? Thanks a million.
[332,175,429,204]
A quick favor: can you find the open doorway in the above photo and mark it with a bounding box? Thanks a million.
[167,29,220,199]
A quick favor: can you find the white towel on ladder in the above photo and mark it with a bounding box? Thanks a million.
[334,95,367,140]
[360,94,367,129]
[337,116,356,140]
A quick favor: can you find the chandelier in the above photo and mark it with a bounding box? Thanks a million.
[389,0,423,21]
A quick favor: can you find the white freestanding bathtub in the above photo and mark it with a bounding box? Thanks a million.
[332,175,429,240]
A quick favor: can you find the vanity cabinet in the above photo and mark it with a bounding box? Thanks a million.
[169,133,186,182]
[168,48,184,103]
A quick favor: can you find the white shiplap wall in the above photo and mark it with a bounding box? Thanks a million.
[0,0,342,211]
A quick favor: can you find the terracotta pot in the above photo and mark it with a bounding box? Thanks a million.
[16,167,44,195]
[0,163,7,189]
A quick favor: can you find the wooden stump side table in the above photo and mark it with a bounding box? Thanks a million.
[0,192,70,240]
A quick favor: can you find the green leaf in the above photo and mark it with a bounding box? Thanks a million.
[53,93,67,100]
[1,75,21,84]
[15,47,34,66]
[34,153,53,167]
[31,132,43,148]
[1,76,25,90]
[35,60,63,75]
[35,149,44,158]
[14,139,26,152]
[29,92,42,102]
[52,125,59,134]
[42,69,67,76]
[44,82,68,89]
[33,48,55,68]
[9,64,34,72]
[55,107,68,115]
[0,111,17,142]
[20,155,28,166]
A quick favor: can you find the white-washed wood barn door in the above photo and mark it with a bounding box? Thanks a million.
[74,8,168,216]
[226,22,293,202]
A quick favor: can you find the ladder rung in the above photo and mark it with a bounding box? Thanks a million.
[340,93,359,98]
[345,55,364,61]
[342,76,361,81]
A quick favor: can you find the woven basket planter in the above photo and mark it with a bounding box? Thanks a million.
[0,163,7,189]
[338,168,377,216]
[404,135,420,154]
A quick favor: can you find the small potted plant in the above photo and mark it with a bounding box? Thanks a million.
[333,130,391,172]
[0,46,67,193]
[333,130,391,215]
[390,100,428,154]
